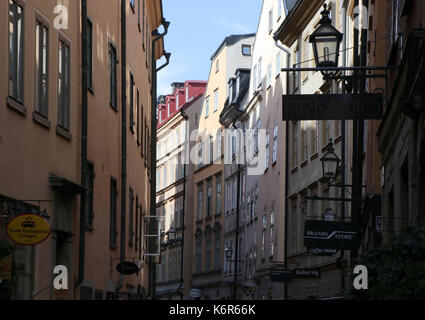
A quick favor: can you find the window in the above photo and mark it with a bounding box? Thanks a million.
[186,85,189,102]
[273,124,278,164]
[268,9,273,33]
[198,141,203,169]
[129,188,134,246]
[276,51,281,77]
[257,57,262,88]
[303,36,310,82]
[270,210,275,257]
[135,198,139,250]
[242,44,251,56]
[253,64,257,90]
[176,94,179,109]
[142,0,145,48]
[197,185,203,221]
[266,64,272,88]
[205,97,210,118]
[214,232,221,270]
[109,42,118,110]
[130,71,134,133]
[196,240,202,273]
[262,214,267,258]
[265,132,270,170]
[205,236,211,272]
[163,165,167,188]
[250,197,255,222]
[311,121,319,155]
[35,20,49,117]
[216,60,220,73]
[58,39,70,130]
[137,90,140,144]
[216,180,222,215]
[110,178,118,248]
[167,102,170,118]
[293,46,300,90]
[9,0,25,102]
[87,18,93,90]
[86,162,95,229]
[291,122,298,168]
[214,90,218,112]
[277,0,282,19]
[301,121,308,162]
[322,120,331,147]
[291,203,297,254]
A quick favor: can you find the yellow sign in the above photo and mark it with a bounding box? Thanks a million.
[53,289,69,300]
[0,255,12,280]
[7,214,51,246]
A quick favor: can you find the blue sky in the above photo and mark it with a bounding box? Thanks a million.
[157,0,263,97]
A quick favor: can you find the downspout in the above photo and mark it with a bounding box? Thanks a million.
[274,38,290,301]
[117,0,127,292]
[232,121,241,300]
[337,3,348,297]
[75,0,88,296]
[149,19,170,299]
[178,111,189,300]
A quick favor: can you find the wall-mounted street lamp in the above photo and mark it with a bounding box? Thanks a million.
[167,227,176,243]
[309,4,343,77]
[225,246,233,260]
[320,139,341,184]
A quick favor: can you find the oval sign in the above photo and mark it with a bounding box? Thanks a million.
[7,214,51,246]
[116,261,139,275]
[189,288,201,298]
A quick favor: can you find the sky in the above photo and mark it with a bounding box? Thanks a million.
[157,0,263,97]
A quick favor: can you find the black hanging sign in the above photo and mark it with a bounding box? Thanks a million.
[304,220,359,250]
[116,261,139,275]
[282,94,383,121]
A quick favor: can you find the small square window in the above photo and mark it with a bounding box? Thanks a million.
[242,45,251,56]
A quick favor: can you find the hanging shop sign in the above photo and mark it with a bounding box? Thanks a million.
[270,267,293,283]
[304,220,359,250]
[6,214,51,246]
[116,261,139,275]
[293,268,321,279]
[0,255,13,280]
[282,94,383,121]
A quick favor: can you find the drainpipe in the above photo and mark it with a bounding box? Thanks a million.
[232,121,241,300]
[75,0,88,297]
[274,38,291,301]
[337,3,348,297]
[178,111,189,300]
[116,0,127,293]
[149,19,170,300]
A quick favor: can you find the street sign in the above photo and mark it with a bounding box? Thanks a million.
[294,268,321,279]
[270,267,292,283]
[304,220,359,250]
[306,248,339,256]
[116,261,139,275]
[282,94,383,121]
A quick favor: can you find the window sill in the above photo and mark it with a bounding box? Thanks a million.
[334,135,342,144]
[7,96,27,116]
[272,161,277,167]
[267,84,272,91]
[56,125,72,141]
[275,73,280,80]
[110,103,118,112]
[300,159,308,168]
[310,153,319,161]
[33,112,51,129]
[290,167,298,174]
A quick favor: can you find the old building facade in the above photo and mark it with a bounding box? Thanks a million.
[0,0,166,300]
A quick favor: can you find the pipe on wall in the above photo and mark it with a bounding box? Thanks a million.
[149,19,170,299]
[116,0,127,293]
[274,39,291,301]
[75,0,88,297]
